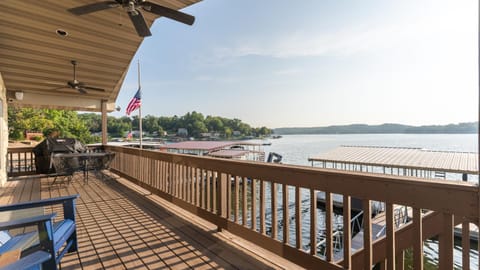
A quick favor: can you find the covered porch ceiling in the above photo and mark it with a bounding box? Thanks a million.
[0,0,201,112]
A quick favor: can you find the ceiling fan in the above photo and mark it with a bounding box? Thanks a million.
[55,60,105,94]
[68,0,195,37]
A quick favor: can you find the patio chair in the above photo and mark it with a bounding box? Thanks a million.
[0,195,80,270]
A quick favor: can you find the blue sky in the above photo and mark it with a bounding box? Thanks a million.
[112,0,478,128]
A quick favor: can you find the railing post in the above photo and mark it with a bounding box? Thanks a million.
[413,208,423,270]
[439,213,453,269]
[217,173,227,231]
[363,199,372,269]
[386,203,395,270]
[343,195,351,269]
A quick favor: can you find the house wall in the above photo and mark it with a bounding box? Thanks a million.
[0,73,7,186]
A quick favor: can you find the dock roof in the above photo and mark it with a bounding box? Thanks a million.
[163,141,261,151]
[208,149,250,158]
[308,146,478,174]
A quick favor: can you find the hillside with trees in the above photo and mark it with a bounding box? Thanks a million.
[8,108,272,143]
[274,122,478,135]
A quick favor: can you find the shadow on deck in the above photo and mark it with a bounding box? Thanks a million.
[2,172,298,270]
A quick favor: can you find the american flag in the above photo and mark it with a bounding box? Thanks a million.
[126,88,141,116]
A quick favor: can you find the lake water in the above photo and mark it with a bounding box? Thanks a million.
[260,133,478,166]
[247,134,479,268]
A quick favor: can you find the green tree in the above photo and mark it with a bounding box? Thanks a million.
[79,113,102,133]
[8,108,95,143]
[205,116,224,132]
[143,115,159,134]
[223,127,232,138]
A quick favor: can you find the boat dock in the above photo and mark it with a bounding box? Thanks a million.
[310,145,480,256]
[309,145,478,181]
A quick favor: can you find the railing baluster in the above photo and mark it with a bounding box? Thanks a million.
[159,161,163,191]
[183,165,187,201]
[325,192,333,262]
[213,172,217,213]
[462,221,470,270]
[439,213,454,269]
[9,152,13,174]
[22,151,26,172]
[190,167,195,203]
[227,174,232,220]
[175,164,180,197]
[207,170,211,211]
[170,163,174,196]
[310,189,316,256]
[386,203,395,270]
[271,182,278,239]
[218,173,227,223]
[201,169,206,209]
[413,208,423,270]
[283,184,289,244]
[295,186,302,249]
[252,179,257,231]
[242,177,248,226]
[178,164,183,199]
[179,164,183,198]
[196,168,200,207]
[363,199,372,269]
[260,180,266,234]
[343,195,351,268]
[234,176,240,223]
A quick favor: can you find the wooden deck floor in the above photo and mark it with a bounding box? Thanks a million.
[2,173,301,270]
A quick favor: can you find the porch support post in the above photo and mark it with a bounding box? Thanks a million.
[0,73,6,186]
[101,100,108,145]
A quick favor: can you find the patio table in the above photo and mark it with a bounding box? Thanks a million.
[51,152,115,184]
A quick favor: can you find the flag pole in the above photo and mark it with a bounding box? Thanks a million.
[138,59,143,149]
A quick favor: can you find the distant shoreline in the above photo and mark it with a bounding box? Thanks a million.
[273,122,478,135]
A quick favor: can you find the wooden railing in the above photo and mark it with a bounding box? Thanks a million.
[7,147,36,176]
[105,145,480,270]
[7,145,105,177]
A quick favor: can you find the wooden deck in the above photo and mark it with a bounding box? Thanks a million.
[1,172,301,270]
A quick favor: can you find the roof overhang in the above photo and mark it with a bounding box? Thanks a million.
[0,0,201,112]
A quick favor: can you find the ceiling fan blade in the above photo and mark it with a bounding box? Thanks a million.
[52,85,69,91]
[144,2,195,25]
[83,86,105,92]
[68,1,119,15]
[67,81,77,88]
[128,10,152,37]
[77,88,88,94]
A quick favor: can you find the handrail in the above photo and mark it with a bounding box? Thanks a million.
[100,146,480,268]
[7,146,36,176]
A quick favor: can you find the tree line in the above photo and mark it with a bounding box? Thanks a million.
[80,111,272,138]
[274,122,478,135]
[8,108,272,143]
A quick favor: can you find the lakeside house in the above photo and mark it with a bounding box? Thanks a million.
[0,1,478,269]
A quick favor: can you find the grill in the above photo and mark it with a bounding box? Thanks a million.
[33,138,86,174]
